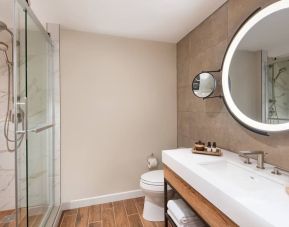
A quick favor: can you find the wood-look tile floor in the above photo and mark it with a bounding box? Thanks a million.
[59,197,166,227]
[0,209,16,227]
[0,209,42,227]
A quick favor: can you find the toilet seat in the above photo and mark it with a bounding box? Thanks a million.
[141,170,164,185]
[140,170,165,192]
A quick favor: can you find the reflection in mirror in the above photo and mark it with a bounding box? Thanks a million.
[192,73,216,98]
[229,6,289,125]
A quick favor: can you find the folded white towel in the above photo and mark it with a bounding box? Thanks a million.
[167,199,199,224]
[167,209,206,227]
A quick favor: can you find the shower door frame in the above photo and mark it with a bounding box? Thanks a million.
[14,0,56,226]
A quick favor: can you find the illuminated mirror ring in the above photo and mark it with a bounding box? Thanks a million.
[222,1,289,133]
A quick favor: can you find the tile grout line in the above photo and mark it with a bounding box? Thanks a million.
[86,207,89,227]
[61,213,77,217]
[87,205,101,226]
[133,198,144,227]
[59,212,78,227]
[112,202,117,227]
[127,213,140,216]
[122,200,131,227]
[84,207,88,226]
[123,200,132,227]
[100,204,102,227]
[87,206,91,226]
[75,208,79,227]
[137,213,144,227]
[88,221,101,225]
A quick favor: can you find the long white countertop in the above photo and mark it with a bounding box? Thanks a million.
[162,148,289,227]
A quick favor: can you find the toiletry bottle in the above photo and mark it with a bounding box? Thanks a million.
[207,142,212,152]
[212,142,217,152]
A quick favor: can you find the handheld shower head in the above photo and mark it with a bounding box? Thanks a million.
[0,21,13,37]
[0,42,8,52]
[0,21,8,31]
[274,67,287,82]
[0,21,13,64]
[0,41,11,64]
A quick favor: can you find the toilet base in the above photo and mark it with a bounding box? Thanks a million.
[143,194,164,221]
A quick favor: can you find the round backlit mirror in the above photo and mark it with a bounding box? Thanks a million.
[192,73,216,98]
[222,1,289,133]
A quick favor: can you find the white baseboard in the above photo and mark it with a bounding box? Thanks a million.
[61,189,144,211]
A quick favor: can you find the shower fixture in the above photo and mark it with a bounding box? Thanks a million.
[0,21,24,152]
[0,42,11,66]
[0,21,13,66]
[0,41,8,51]
[0,21,8,31]
[268,66,288,123]
[273,67,287,82]
[0,21,13,36]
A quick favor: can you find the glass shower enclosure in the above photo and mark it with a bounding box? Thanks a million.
[266,58,289,124]
[14,0,60,226]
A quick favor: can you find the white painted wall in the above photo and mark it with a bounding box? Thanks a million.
[60,30,177,203]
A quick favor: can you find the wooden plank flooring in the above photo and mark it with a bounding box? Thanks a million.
[59,197,165,227]
[0,209,16,227]
[0,208,43,227]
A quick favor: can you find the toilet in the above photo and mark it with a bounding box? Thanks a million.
[140,170,170,221]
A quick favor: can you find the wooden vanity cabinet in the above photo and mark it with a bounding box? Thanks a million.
[164,165,238,227]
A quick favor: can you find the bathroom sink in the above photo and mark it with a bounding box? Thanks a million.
[199,160,282,193]
[163,148,289,227]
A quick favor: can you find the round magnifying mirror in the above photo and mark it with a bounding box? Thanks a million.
[192,73,216,98]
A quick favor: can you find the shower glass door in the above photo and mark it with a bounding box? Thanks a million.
[25,8,54,226]
[15,0,57,226]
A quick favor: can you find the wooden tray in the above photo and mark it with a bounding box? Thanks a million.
[192,148,222,156]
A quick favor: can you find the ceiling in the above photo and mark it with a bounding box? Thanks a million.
[30,0,226,43]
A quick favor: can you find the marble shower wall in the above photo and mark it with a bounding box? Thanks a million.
[177,0,289,170]
[0,34,15,211]
[269,60,289,123]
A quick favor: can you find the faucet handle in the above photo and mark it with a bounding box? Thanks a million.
[239,150,251,155]
[271,166,289,176]
[271,167,282,175]
[239,150,265,155]
[239,154,252,164]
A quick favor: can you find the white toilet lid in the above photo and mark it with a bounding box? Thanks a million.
[141,170,164,186]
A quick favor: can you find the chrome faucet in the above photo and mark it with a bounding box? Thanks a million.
[239,151,265,169]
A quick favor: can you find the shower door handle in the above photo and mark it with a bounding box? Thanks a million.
[28,123,54,133]
[15,97,27,135]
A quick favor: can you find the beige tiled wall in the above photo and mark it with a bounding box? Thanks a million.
[177,0,289,169]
